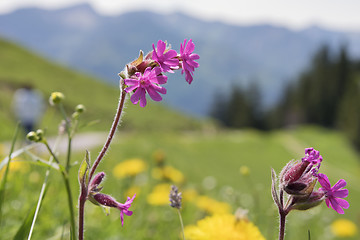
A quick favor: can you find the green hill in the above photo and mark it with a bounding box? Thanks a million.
[0,38,204,140]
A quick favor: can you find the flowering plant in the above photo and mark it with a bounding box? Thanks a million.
[272,147,349,240]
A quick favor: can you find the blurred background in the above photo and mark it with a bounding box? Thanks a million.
[0,0,360,239]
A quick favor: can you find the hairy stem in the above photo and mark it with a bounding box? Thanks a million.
[278,210,288,240]
[89,88,126,180]
[79,86,127,239]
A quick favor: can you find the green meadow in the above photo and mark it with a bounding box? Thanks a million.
[1,38,359,239]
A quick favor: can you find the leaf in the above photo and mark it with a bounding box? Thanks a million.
[0,144,36,171]
[78,150,90,186]
[13,205,37,240]
[271,168,280,207]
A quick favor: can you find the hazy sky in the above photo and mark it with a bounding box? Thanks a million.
[1,0,359,31]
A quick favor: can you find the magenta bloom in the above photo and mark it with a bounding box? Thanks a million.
[302,147,323,165]
[124,67,167,107]
[94,193,136,226]
[317,173,349,214]
[179,39,200,84]
[152,40,179,73]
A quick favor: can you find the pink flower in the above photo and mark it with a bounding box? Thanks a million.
[317,173,349,214]
[302,147,323,165]
[152,40,179,73]
[124,67,167,107]
[179,39,200,84]
[94,193,136,226]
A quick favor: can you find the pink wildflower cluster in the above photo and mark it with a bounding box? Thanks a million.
[122,39,200,107]
[274,147,349,214]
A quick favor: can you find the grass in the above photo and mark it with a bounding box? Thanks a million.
[2,125,359,239]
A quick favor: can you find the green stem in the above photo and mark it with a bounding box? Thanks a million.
[0,123,20,229]
[177,209,186,240]
[43,141,76,239]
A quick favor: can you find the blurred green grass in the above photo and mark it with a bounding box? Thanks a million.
[1,126,359,239]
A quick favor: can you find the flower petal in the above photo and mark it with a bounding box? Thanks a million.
[332,189,349,198]
[332,179,347,191]
[317,173,331,190]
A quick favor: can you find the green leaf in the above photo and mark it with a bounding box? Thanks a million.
[13,205,37,240]
[78,150,90,186]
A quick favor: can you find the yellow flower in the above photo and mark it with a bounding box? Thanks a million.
[196,196,231,215]
[239,166,250,176]
[113,158,147,179]
[182,188,199,202]
[151,166,185,183]
[126,186,141,198]
[331,218,357,237]
[0,158,29,178]
[184,214,266,240]
[147,183,172,206]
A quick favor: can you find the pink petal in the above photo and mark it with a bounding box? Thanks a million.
[329,197,344,214]
[157,40,166,54]
[184,39,195,53]
[147,86,163,102]
[130,88,142,105]
[332,189,348,198]
[138,89,147,107]
[332,179,347,191]
[336,198,349,209]
[317,173,331,190]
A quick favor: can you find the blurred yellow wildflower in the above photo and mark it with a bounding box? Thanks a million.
[152,165,185,183]
[0,158,29,178]
[239,166,250,176]
[152,149,166,165]
[126,186,141,198]
[112,158,147,179]
[184,214,266,240]
[182,188,199,202]
[196,195,231,215]
[147,183,172,206]
[331,218,357,237]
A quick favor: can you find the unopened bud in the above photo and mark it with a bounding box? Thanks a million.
[36,129,44,141]
[26,131,39,142]
[49,92,64,105]
[75,104,86,113]
[89,172,105,192]
[291,191,325,211]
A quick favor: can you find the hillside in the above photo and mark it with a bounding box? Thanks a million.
[1,4,360,115]
[0,38,204,140]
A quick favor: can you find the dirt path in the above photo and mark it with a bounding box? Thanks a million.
[1,131,109,156]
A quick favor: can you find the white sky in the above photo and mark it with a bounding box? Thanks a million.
[0,0,360,31]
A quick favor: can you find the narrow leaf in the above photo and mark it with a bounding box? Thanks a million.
[0,123,20,227]
[13,205,37,240]
[271,168,280,207]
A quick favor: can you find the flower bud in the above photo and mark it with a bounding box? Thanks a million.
[49,92,65,105]
[291,191,325,211]
[89,172,105,193]
[26,131,39,142]
[36,129,44,141]
[75,104,86,113]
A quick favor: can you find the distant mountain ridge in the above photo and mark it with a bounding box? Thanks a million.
[1,3,360,115]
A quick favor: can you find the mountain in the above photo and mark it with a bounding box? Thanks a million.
[1,3,360,115]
